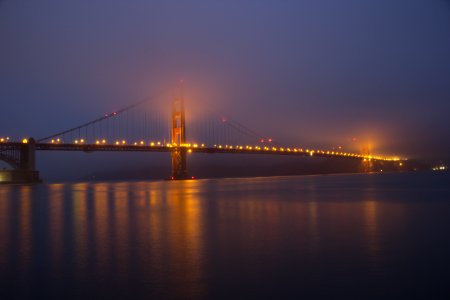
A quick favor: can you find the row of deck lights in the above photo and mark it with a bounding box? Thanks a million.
[46,139,402,162]
[211,144,401,162]
[51,139,206,149]
[1,137,29,144]
[212,144,361,156]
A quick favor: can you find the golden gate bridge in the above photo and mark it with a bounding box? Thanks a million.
[0,84,404,183]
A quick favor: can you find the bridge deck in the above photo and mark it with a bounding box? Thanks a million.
[1,142,400,162]
[33,143,383,161]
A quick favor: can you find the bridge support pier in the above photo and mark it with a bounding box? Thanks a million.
[0,138,40,184]
[171,148,188,180]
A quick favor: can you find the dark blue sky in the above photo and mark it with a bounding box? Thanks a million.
[1,0,449,164]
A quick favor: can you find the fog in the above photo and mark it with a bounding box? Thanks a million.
[1,0,449,179]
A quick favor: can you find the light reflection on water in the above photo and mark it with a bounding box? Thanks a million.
[0,172,449,299]
[0,186,10,269]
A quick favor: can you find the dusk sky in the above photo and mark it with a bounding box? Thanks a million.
[1,0,450,174]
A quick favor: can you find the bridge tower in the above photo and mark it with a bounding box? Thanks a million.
[171,84,188,180]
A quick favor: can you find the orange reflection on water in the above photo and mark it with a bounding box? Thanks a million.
[362,198,407,264]
[163,180,205,299]
[0,186,11,267]
[18,186,32,274]
[307,201,320,255]
[93,182,110,275]
[0,175,421,299]
[48,183,64,273]
[363,200,380,260]
[143,182,166,282]
[72,183,90,276]
[112,182,131,278]
[56,180,206,298]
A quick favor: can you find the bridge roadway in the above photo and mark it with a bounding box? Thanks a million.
[1,141,400,162]
[27,142,387,161]
[0,141,401,183]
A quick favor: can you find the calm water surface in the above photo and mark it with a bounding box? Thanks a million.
[0,172,449,299]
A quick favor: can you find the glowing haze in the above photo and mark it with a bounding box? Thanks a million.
[1,0,449,168]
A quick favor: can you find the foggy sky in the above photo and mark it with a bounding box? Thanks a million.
[1,0,450,178]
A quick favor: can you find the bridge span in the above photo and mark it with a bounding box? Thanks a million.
[0,84,405,183]
[0,138,404,183]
